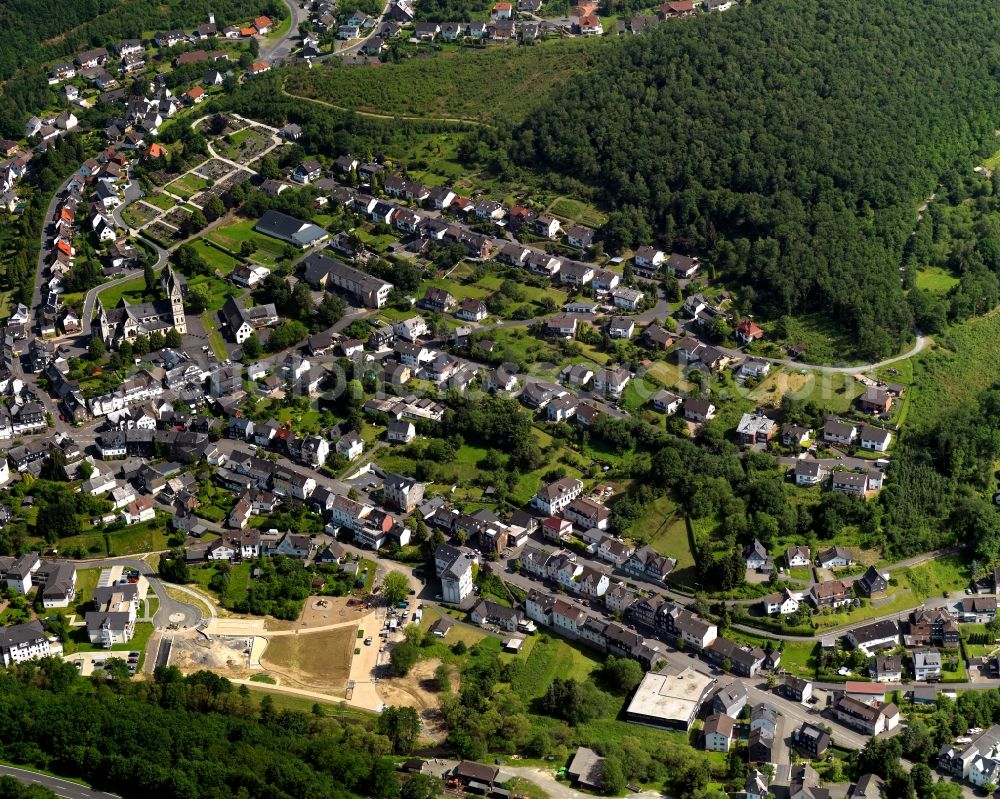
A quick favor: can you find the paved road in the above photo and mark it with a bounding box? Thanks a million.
[32,174,74,313]
[0,765,120,799]
[260,0,309,63]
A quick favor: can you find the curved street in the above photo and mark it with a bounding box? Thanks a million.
[76,556,203,629]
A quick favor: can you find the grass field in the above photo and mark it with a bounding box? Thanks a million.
[243,683,375,718]
[507,633,601,699]
[214,127,271,163]
[164,173,210,200]
[915,265,960,294]
[191,239,241,275]
[777,640,818,677]
[811,557,967,630]
[908,309,1000,429]
[547,196,607,229]
[190,561,253,606]
[52,520,171,559]
[188,273,237,312]
[207,217,290,266]
[284,38,600,124]
[748,367,862,414]
[144,193,175,210]
[72,568,101,617]
[261,626,357,690]
[984,148,1000,171]
[97,276,150,308]
[757,312,869,366]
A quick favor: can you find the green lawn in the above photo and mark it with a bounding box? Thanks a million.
[201,312,229,359]
[756,312,870,367]
[121,202,159,228]
[777,640,818,678]
[811,558,967,630]
[190,561,253,606]
[64,621,155,657]
[907,309,1000,429]
[748,366,862,415]
[507,633,601,699]
[984,148,1000,171]
[188,273,238,312]
[72,568,101,617]
[164,173,210,200]
[915,266,960,294]
[207,218,291,266]
[547,196,607,229]
[265,12,293,39]
[52,519,171,559]
[191,239,241,274]
[144,193,175,211]
[98,276,151,309]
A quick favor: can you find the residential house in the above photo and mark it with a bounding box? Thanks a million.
[736,413,777,445]
[823,419,857,446]
[959,596,998,623]
[847,619,899,654]
[534,477,583,515]
[384,473,424,513]
[683,397,716,423]
[650,390,682,414]
[809,579,853,609]
[816,546,853,569]
[859,425,892,452]
[859,386,893,414]
[913,648,942,682]
[794,723,831,758]
[856,565,889,597]
[666,252,699,278]
[712,682,749,717]
[872,654,903,682]
[742,539,769,571]
[734,319,765,345]
[786,546,811,568]
[703,714,734,752]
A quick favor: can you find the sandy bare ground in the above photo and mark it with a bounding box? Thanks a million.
[266,596,371,631]
[258,625,357,695]
[170,633,256,679]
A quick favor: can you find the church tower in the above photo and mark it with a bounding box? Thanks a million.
[161,265,187,334]
[95,298,111,347]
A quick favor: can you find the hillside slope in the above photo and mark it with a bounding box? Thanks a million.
[512,0,1000,357]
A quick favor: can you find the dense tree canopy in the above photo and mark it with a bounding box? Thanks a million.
[0,660,398,799]
[509,0,1000,356]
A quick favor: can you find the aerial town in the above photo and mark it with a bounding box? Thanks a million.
[2,1,1000,799]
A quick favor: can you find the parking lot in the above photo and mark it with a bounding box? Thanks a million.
[65,650,142,677]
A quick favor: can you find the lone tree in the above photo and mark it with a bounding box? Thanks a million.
[382,572,409,606]
[388,642,419,677]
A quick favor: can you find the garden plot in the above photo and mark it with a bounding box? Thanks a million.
[194,158,235,181]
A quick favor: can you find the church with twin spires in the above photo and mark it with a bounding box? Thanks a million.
[96,265,186,349]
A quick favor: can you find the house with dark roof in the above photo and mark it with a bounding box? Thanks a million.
[856,565,889,597]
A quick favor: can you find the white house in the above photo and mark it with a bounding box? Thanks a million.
[761,588,801,615]
[703,714,734,752]
[336,432,364,460]
[859,425,892,452]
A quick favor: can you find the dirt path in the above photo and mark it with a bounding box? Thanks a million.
[280,84,490,127]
